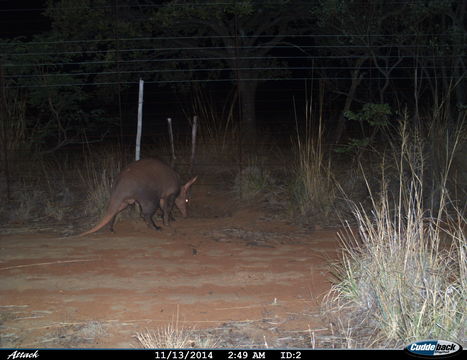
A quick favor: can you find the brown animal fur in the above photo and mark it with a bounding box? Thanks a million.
[79,158,197,236]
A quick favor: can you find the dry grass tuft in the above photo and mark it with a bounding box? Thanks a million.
[324,115,466,348]
[136,311,218,349]
[289,96,336,222]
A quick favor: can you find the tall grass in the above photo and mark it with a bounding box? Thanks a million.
[290,96,336,221]
[79,145,129,217]
[324,115,466,347]
[1,153,77,225]
[388,109,467,216]
[188,88,239,159]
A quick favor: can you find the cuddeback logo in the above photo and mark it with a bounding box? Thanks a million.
[405,340,463,358]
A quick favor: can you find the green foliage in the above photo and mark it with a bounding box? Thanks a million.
[344,103,392,127]
[0,0,149,150]
[3,0,307,149]
[1,0,464,151]
[154,0,303,77]
[335,103,392,153]
[1,36,110,150]
[312,0,401,46]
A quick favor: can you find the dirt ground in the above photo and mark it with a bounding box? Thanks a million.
[0,184,342,348]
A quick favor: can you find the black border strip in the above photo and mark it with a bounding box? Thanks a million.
[2,348,464,360]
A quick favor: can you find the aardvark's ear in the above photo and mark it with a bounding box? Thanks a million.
[183,176,197,191]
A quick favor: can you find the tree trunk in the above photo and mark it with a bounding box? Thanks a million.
[237,76,258,146]
[333,58,366,144]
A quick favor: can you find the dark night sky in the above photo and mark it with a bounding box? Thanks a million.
[0,1,49,38]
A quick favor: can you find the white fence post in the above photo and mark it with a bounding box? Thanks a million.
[190,115,198,172]
[167,117,176,167]
[135,78,144,161]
